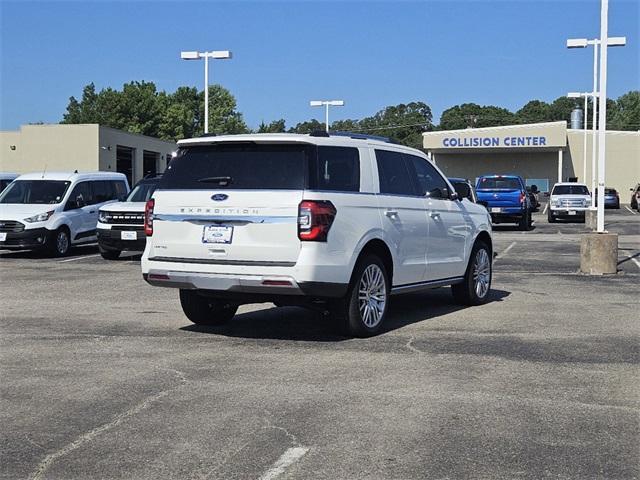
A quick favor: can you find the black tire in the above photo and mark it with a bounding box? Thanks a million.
[179,289,238,326]
[518,211,531,231]
[48,227,70,257]
[99,245,121,260]
[547,210,556,223]
[334,254,390,338]
[452,241,492,306]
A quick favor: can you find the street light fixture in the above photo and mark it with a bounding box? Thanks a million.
[310,100,345,132]
[566,33,625,232]
[180,50,232,134]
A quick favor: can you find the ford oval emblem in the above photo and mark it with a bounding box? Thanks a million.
[211,194,228,202]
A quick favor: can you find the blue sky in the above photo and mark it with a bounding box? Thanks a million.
[1,0,638,131]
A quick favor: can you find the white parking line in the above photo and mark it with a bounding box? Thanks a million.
[625,206,637,215]
[627,254,640,270]
[495,242,516,261]
[542,203,548,215]
[58,254,101,263]
[258,447,309,480]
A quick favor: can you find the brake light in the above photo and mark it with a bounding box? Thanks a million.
[298,200,336,242]
[144,199,154,236]
[519,192,526,204]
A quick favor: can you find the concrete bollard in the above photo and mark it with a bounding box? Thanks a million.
[585,209,597,230]
[580,233,618,275]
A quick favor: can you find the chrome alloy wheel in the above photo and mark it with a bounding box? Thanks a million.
[358,264,386,328]
[56,230,69,254]
[473,249,491,299]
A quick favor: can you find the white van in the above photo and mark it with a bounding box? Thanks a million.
[0,172,129,256]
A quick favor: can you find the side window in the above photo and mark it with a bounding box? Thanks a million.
[66,182,92,209]
[113,181,128,199]
[312,146,360,192]
[406,155,450,199]
[375,150,417,196]
[92,181,114,204]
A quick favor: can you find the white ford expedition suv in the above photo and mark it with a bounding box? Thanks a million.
[142,132,493,336]
[548,182,591,223]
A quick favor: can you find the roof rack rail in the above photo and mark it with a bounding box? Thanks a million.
[198,132,217,138]
[143,173,163,179]
[329,131,397,143]
[309,130,330,137]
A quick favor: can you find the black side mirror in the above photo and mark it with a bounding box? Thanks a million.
[453,182,471,201]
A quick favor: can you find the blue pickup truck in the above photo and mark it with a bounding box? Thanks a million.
[476,175,532,230]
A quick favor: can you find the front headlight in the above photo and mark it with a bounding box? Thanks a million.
[98,211,108,222]
[585,198,591,207]
[24,210,54,223]
[550,199,559,207]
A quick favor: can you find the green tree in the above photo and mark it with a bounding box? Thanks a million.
[330,119,361,132]
[515,100,551,124]
[358,101,433,148]
[257,119,286,133]
[288,119,325,133]
[609,91,640,130]
[203,84,249,135]
[439,103,514,130]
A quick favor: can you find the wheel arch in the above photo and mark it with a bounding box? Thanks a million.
[353,238,394,285]
[474,230,493,258]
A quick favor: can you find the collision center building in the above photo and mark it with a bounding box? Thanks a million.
[0,124,176,187]
[423,121,639,196]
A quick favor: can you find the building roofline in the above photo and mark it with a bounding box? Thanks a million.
[423,121,567,136]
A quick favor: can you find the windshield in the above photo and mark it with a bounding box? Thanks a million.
[0,180,71,204]
[126,182,158,202]
[477,177,521,190]
[552,185,589,195]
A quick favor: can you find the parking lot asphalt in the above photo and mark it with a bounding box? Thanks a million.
[1,205,638,480]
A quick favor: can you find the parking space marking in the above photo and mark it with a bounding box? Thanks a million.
[494,242,516,262]
[258,447,309,480]
[58,254,101,263]
[625,206,637,215]
[627,254,640,270]
[542,203,548,215]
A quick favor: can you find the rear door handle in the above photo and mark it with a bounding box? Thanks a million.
[429,212,441,219]
[385,210,398,218]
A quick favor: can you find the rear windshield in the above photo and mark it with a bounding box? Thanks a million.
[160,144,310,190]
[0,180,71,204]
[552,185,589,195]
[477,177,521,190]
[159,143,361,192]
[127,181,159,202]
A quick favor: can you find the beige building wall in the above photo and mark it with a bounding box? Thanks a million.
[0,124,176,185]
[0,124,98,174]
[565,129,640,198]
[98,127,176,183]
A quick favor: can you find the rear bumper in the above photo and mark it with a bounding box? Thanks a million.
[487,208,526,223]
[97,228,146,251]
[549,208,587,217]
[142,271,348,299]
[0,227,51,250]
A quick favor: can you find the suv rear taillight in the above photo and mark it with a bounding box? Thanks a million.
[519,192,527,204]
[144,199,154,236]
[298,200,336,242]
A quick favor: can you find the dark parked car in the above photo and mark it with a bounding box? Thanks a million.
[595,188,620,209]
[448,177,479,204]
[630,183,640,211]
[526,185,540,211]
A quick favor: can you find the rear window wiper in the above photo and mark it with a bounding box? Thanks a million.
[197,176,233,186]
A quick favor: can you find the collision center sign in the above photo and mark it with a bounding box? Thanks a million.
[442,136,548,148]
[422,122,567,151]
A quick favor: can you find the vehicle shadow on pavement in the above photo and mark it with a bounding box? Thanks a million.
[180,288,511,342]
[0,244,98,259]
[492,225,537,232]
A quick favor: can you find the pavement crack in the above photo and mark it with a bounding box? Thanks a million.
[29,369,187,480]
[405,335,422,354]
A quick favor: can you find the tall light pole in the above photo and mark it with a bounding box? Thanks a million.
[310,100,345,132]
[180,50,232,134]
[567,35,625,227]
[567,92,594,193]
